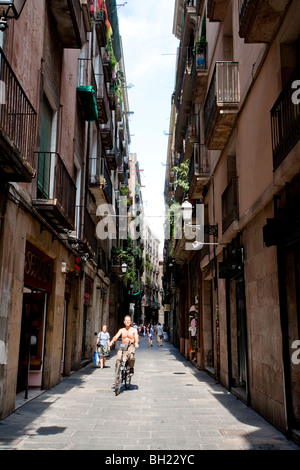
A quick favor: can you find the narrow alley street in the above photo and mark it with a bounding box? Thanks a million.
[0,336,298,451]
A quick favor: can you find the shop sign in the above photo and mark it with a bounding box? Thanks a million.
[24,241,53,292]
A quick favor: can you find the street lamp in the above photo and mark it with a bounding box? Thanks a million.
[0,0,27,30]
[181,199,218,238]
[182,198,193,222]
[121,263,127,274]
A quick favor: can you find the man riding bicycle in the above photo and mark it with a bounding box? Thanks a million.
[109,315,139,377]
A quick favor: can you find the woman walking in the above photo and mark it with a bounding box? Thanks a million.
[95,324,110,369]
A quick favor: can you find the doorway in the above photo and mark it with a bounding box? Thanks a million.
[17,290,47,393]
[227,276,249,403]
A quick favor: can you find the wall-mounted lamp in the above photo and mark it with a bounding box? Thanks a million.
[181,200,218,238]
[182,198,193,222]
[121,263,127,274]
[0,0,27,31]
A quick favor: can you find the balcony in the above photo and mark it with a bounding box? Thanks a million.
[94,73,110,125]
[0,48,36,182]
[271,65,300,170]
[184,113,199,160]
[95,11,107,48]
[117,162,125,182]
[174,222,199,265]
[77,59,98,122]
[108,83,117,111]
[191,47,208,105]
[175,65,192,152]
[173,0,197,103]
[89,157,112,205]
[204,62,240,150]
[32,152,76,231]
[102,55,112,83]
[239,0,290,43]
[100,117,113,150]
[173,0,198,40]
[222,176,239,233]
[207,0,229,22]
[106,147,118,170]
[75,205,98,258]
[188,144,210,199]
[49,0,84,48]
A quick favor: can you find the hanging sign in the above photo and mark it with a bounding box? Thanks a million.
[24,241,53,292]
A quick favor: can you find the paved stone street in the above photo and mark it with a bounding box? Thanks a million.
[0,336,299,451]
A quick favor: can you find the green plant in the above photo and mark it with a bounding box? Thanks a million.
[120,187,131,207]
[193,36,207,55]
[120,236,142,292]
[168,201,181,257]
[114,71,125,104]
[172,159,190,195]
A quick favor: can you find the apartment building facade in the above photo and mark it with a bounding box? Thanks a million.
[0,0,131,419]
[164,0,300,441]
[142,222,162,326]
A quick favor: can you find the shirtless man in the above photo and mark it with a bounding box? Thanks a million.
[109,315,139,377]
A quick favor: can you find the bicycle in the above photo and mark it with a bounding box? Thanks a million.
[114,341,132,396]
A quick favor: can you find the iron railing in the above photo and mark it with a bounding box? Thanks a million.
[78,58,97,92]
[0,47,36,168]
[103,162,112,203]
[75,205,98,255]
[204,61,240,134]
[188,144,210,187]
[36,152,76,224]
[222,176,239,233]
[94,72,110,123]
[271,65,300,170]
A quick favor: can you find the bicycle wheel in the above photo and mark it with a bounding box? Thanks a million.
[124,363,131,390]
[114,363,121,396]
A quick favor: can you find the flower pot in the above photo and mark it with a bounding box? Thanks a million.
[197,57,205,68]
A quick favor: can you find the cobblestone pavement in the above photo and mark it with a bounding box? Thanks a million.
[0,336,299,451]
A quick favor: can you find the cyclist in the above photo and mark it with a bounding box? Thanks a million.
[109,315,139,378]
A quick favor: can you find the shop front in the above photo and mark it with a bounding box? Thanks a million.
[17,241,53,395]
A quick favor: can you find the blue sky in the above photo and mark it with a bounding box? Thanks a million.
[117,0,179,252]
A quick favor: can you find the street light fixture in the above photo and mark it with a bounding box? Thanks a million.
[121,263,127,274]
[182,198,193,222]
[0,0,27,30]
[181,200,218,238]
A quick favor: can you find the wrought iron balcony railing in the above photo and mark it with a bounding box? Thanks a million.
[204,61,240,149]
[33,152,76,231]
[0,47,36,182]
[94,72,110,124]
[271,65,300,170]
[222,176,239,233]
[75,205,98,256]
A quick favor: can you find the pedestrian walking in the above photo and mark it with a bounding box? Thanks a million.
[156,322,164,347]
[95,324,110,369]
[148,324,154,347]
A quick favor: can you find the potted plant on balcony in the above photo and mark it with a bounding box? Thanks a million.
[193,36,207,69]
